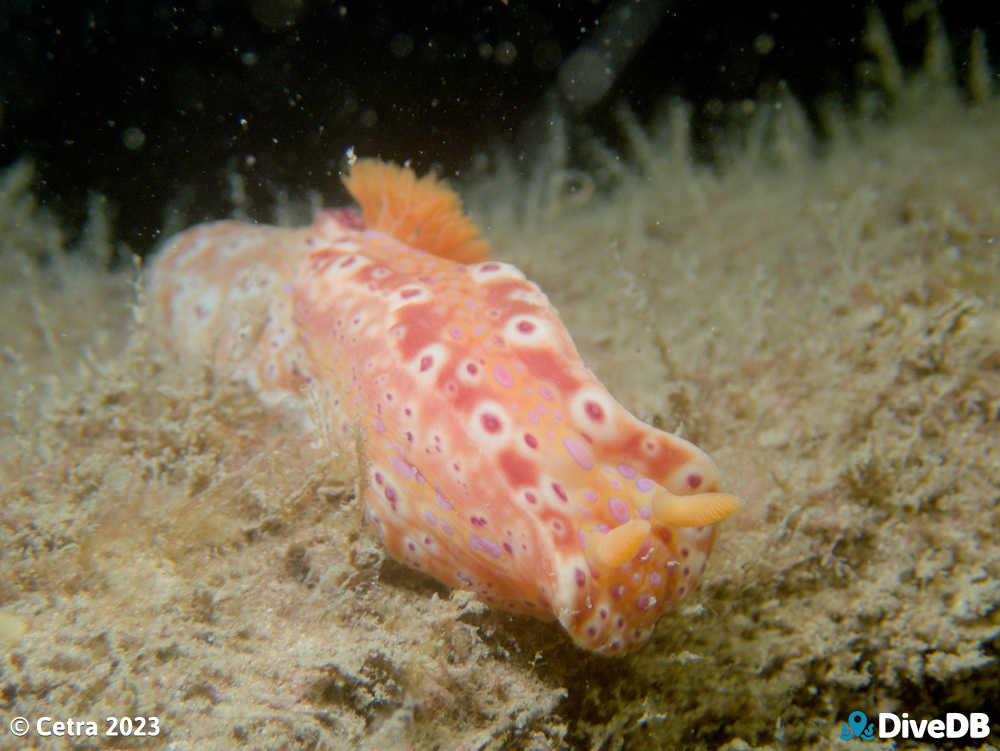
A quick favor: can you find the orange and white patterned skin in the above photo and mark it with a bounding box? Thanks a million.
[150,159,741,654]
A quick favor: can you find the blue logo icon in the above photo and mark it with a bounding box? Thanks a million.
[841,711,876,741]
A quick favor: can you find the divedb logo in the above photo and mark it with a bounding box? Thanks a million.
[841,710,991,741]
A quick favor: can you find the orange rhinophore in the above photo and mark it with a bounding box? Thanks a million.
[149,157,742,654]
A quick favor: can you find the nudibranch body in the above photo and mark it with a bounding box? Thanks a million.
[150,158,741,654]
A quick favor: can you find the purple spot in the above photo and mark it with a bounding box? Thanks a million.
[617,464,637,479]
[374,472,383,485]
[636,478,655,493]
[599,608,608,619]
[551,483,568,503]
[441,522,454,536]
[528,410,541,425]
[470,516,487,528]
[649,572,662,587]
[562,437,594,470]
[384,486,398,511]
[502,542,513,555]
[539,385,554,401]
[588,626,597,637]
[636,594,654,611]
[408,541,417,551]
[494,363,514,387]
[609,497,630,523]
[372,417,385,433]
[424,536,432,545]
[391,455,415,480]
[583,489,597,503]
[681,548,690,558]
[574,567,586,587]
[436,489,453,511]
[424,510,437,526]
[638,506,651,520]
[470,533,502,559]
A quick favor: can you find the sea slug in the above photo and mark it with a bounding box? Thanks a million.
[149,157,742,654]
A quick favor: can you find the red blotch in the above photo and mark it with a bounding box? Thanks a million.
[466,363,478,375]
[585,401,604,421]
[519,349,580,391]
[687,473,703,489]
[499,449,539,487]
[517,320,536,334]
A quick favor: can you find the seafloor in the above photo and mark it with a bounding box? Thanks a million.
[2,41,999,751]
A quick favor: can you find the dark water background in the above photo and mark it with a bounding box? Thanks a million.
[0,0,996,253]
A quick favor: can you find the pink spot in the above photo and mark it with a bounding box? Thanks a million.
[583,489,597,503]
[636,478,655,493]
[539,385,554,401]
[551,483,568,503]
[384,486,398,510]
[441,522,454,536]
[687,473,703,489]
[480,263,500,272]
[562,437,594,470]
[372,418,385,433]
[470,533,502,559]
[638,506,651,520]
[609,497,630,523]
[636,594,654,611]
[517,320,536,334]
[524,433,539,449]
[450,327,463,340]
[585,401,604,421]
[470,516,487,528]
[494,363,514,387]
[525,492,538,505]
[400,288,421,299]
[618,464,637,479]
[424,510,436,526]
[502,542,513,555]
[480,413,502,433]
[374,472,383,485]
[419,355,433,372]
[649,572,662,587]
[466,363,479,375]
[528,410,541,425]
